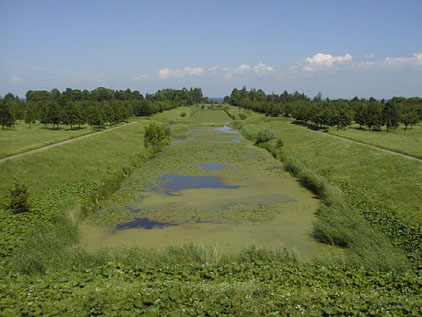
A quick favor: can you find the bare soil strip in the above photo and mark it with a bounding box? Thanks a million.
[0,122,137,164]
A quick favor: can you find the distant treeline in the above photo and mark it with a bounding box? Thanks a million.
[225,87,422,131]
[0,87,206,129]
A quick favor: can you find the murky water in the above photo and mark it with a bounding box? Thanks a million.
[80,110,340,260]
[115,217,173,230]
[170,132,202,146]
[159,174,239,194]
[212,125,239,134]
[220,139,243,144]
[200,163,228,170]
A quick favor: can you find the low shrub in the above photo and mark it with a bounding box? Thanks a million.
[254,128,275,145]
[238,113,247,120]
[231,120,243,130]
[143,123,170,147]
[8,182,30,214]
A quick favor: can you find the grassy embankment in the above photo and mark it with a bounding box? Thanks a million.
[0,108,192,269]
[328,123,422,159]
[0,120,133,159]
[229,106,422,266]
[1,107,421,315]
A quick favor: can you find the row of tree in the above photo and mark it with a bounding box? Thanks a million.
[226,87,422,131]
[0,87,205,129]
[24,87,206,104]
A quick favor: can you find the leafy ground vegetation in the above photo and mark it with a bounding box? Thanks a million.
[1,105,421,315]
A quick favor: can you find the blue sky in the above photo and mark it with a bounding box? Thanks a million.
[1,0,421,98]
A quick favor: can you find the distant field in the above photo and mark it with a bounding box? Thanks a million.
[149,106,193,124]
[328,124,422,159]
[0,120,119,159]
[191,108,231,124]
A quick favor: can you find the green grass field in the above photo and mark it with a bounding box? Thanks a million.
[328,124,422,159]
[1,107,421,315]
[0,121,98,159]
[0,120,137,159]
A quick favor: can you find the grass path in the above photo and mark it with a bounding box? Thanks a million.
[0,121,137,164]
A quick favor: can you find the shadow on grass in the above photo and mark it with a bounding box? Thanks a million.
[64,126,87,131]
[40,126,65,131]
[290,121,328,132]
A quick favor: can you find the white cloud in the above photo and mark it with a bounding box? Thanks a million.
[365,53,375,59]
[384,53,422,67]
[224,64,251,79]
[208,65,229,74]
[234,64,251,73]
[253,63,275,75]
[352,61,376,71]
[351,53,422,71]
[157,68,171,80]
[301,53,353,71]
[157,66,204,79]
[223,63,276,79]
[8,75,23,84]
[133,74,149,81]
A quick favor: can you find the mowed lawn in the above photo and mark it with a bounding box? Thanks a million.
[328,124,422,159]
[0,121,99,159]
[0,119,142,159]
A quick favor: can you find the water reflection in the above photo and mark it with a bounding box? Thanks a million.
[159,174,240,194]
[199,162,228,170]
[115,217,172,230]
